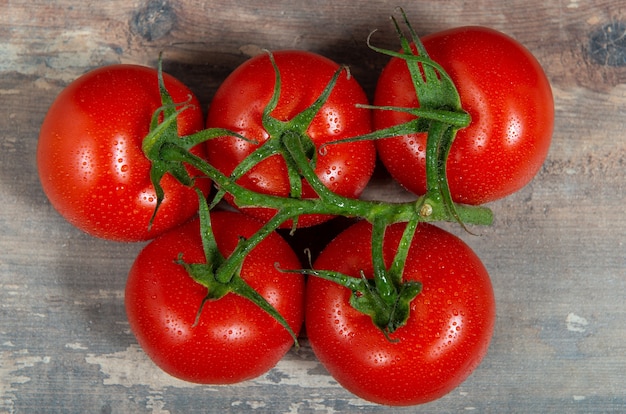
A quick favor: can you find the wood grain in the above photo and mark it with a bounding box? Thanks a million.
[2,0,626,412]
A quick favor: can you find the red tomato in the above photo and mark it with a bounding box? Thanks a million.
[125,211,305,384]
[37,65,210,241]
[374,27,554,204]
[205,50,376,227]
[305,220,495,406]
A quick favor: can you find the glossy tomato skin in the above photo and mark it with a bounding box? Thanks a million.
[305,221,495,406]
[37,65,210,241]
[206,50,376,227]
[374,27,554,205]
[125,211,305,384]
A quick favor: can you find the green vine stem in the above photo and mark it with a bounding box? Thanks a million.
[142,9,492,340]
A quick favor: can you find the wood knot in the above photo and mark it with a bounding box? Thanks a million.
[131,0,175,42]
[588,21,626,67]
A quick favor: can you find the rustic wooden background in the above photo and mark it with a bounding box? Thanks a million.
[1,0,625,412]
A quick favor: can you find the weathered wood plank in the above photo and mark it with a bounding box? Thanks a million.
[2,0,626,412]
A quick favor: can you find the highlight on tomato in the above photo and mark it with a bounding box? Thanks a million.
[37,64,210,242]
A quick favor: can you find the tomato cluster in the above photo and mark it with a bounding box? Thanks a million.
[37,13,553,407]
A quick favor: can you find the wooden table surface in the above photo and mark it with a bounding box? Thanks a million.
[2,0,625,412]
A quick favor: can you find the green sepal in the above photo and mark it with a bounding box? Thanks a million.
[281,265,422,340]
[174,189,300,347]
[142,55,245,229]
[220,50,345,208]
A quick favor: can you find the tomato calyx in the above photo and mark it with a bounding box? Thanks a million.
[142,55,250,229]
[175,188,301,346]
[321,9,476,230]
[209,51,347,231]
[287,266,422,340]
[380,10,470,230]
[283,214,424,339]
